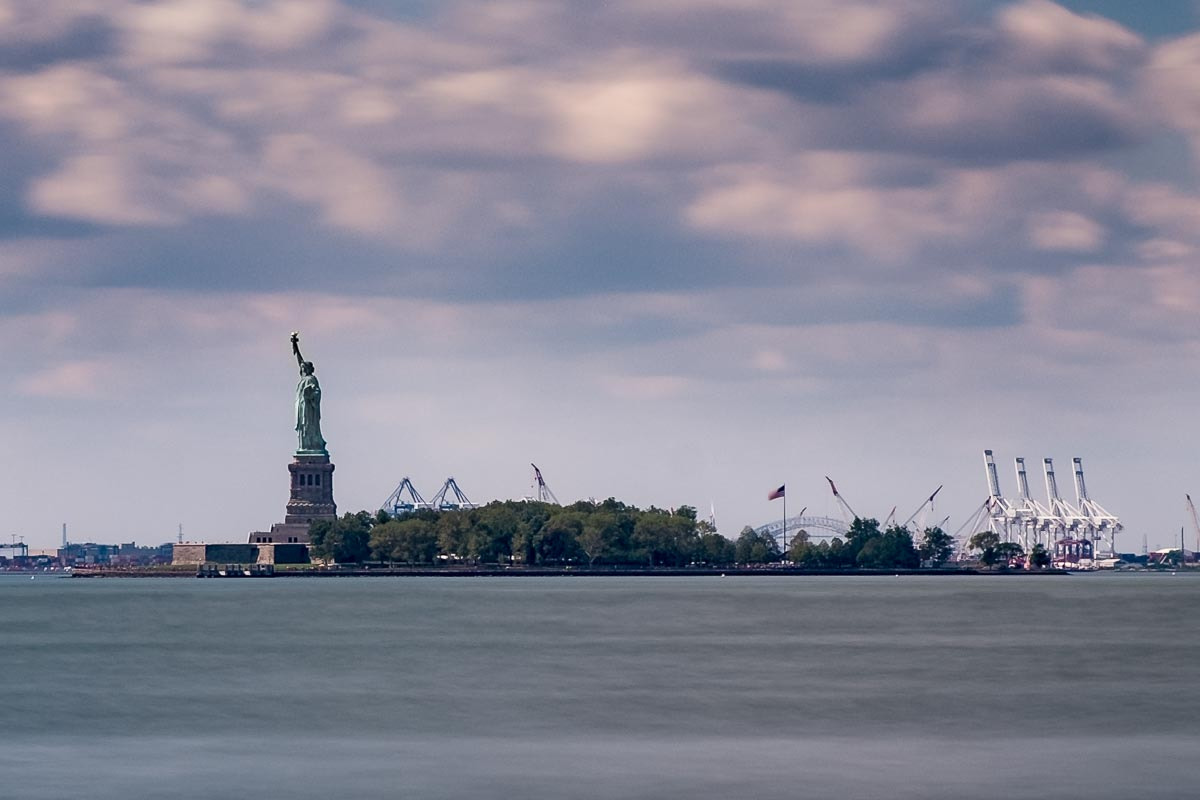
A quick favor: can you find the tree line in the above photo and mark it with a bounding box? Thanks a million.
[307,499,960,570]
[309,499,730,566]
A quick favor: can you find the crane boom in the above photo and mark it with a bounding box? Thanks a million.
[984,450,1003,499]
[1188,494,1200,554]
[531,463,560,505]
[902,485,942,530]
[825,476,858,522]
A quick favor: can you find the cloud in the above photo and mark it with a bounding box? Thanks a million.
[259,133,400,234]
[844,71,1145,161]
[30,154,176,225]
[1026,210,1106,252]
[17,358,110,398]
[996,0,1144,74]
[1123,183,1200,242]
[605,0,949,67]
[1022,262,1200,344]
[113,0,336,64]
[1144,30,1200,161]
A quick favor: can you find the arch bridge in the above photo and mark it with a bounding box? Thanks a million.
[754,515,849,546]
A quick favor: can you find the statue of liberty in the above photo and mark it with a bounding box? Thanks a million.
[290,332,327,454]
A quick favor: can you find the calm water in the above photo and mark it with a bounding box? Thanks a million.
[2,573,1199,799]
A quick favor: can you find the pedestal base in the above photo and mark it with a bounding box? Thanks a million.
[249,453,337,545]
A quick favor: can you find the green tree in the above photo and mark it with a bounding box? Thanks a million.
[696,530,736,564]
[968,531,1001,568]
[845,517,882,549]
[370,517,438,563]
[633,511,689,566]
[786,529,811,563]
[309,511,373,563]
[534,511,585,564]
[918,526,956,567]
[1028,542,1051,569]
[436,510,474,561]
[471,504,519,563]
[735,526,781,564]
[994,541,1024,568]
[577,512,619,565]
[857,525,919,569]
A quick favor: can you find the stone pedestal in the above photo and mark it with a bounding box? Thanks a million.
[249,452,336,546]
[285,453,336,525]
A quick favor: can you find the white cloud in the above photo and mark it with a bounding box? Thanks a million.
[1144,31,1200,161]
[997,0,1144,74]
[1027,210,1106,252]
[114,0,336,64]
[1123,183,1200,242]
[684,153,980,258]
[18,359,111,398]
[608,0,946,66]
[539,63,767,164]
[259,133,400,234]
[30,153,175,225]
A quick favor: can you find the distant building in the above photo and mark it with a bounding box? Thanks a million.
[59,542,172,566]
[59,543,121,566]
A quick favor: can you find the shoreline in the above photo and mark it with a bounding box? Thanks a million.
[68,565,1072,578]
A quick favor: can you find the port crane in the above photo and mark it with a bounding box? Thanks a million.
[962,450,1123,563]
[1010,458,1051,551]
[1072,458,1120,557]
[430,477,477,511]
[380,477,431,516]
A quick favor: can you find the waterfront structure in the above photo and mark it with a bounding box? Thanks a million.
[958,450,1122,561]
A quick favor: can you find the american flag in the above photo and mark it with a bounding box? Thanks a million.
[767,485,785,501]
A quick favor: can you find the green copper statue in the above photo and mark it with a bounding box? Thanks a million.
[291,332,327,454]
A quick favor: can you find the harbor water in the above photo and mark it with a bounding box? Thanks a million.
[2,573,1199,799]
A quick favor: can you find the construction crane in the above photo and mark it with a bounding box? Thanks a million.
[380,477,431,516]
[430,477,477,511]
[902,485,942,531]
[825,476,858,523]
[531,463,559,505]
[1187,494,1200,556]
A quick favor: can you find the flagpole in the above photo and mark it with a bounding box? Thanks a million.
[782,489,787,560]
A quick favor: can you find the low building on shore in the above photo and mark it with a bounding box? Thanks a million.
[171,542,308,566]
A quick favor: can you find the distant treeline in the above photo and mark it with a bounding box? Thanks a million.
[308,499,957,570]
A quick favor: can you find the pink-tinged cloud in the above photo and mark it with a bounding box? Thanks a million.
[997,0,1144,74]
[1026,210,1106,252]
[18,359,110,398]
[1144,31,1200,160]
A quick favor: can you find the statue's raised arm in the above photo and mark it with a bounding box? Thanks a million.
[290,332,327,454]
[291,331,305,371]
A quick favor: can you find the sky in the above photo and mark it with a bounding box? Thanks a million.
[3,0,1200,552]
